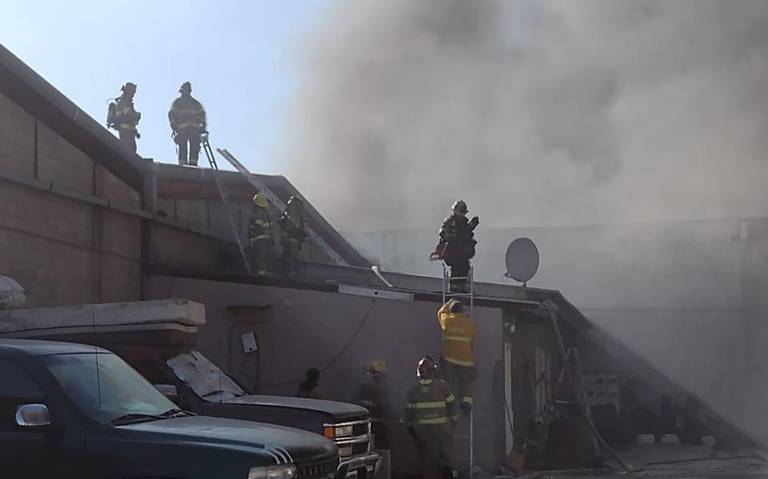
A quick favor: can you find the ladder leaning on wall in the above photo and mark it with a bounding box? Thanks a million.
[201,133,252,274]
[441,265,476,478]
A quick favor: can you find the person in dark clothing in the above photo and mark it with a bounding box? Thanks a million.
[296,368,325,400]
[357,360,389,449]
[431,200,479,292]
[168,81,206,166]
[279,196,308,276]
[405,356,458,479]
[107,82,141,153]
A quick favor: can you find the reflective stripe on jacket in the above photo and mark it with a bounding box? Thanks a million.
[248,209,273,244]
[111,98,140,130]
[169,96,206,131]
[279,213,307,242]
[404,378,457,426]
[438,301,476,367]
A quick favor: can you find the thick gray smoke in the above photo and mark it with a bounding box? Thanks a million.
[284,0,768,446]
[286,0,768,232]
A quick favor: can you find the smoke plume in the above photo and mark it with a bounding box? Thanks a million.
[286,0,768,231]
[283,0,768,447]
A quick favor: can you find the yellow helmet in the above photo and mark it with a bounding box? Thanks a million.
[363,360,388,375]
[252,192,269,208]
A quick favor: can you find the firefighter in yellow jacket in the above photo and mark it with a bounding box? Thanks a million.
[405,356,458,479]
[438,298,477,416]
[247,192,273,275]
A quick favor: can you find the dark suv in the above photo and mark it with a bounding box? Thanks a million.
[0,339,339,479]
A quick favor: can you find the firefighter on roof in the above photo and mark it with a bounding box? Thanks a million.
[168,81,207,166]
[431,200,479,292]
[248,192,273,276]
[405,356,458,479]
[278,196,308,276]
[107,82,141,154]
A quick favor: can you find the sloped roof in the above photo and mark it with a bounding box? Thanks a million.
[155,163,370,267]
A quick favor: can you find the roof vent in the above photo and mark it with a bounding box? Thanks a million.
[0,276,26,309]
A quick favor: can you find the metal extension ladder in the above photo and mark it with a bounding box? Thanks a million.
[201,134,252,274]
[441,265,475,478]
[215,148,350,267]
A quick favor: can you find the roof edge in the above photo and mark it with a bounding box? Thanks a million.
[0,43,146,192]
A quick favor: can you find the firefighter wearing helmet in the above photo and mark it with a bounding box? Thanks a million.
[357,360,390,449]
[278,196,307,276]
[247,192,273,275]
[437,298,477,416]
[168,81,207,166]
[405,356,458,479]
[106,82,141,153]
[430,200,479,292]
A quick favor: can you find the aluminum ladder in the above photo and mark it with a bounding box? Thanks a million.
[441,265,475,478]
[201,134,252,274]
[216,148,350,267]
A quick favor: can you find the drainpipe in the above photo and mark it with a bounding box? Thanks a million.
[139,158,158,300]
[141,158,158,212]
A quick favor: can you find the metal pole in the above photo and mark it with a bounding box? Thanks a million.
[469,265,474,479]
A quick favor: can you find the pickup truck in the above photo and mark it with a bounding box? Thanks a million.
[0,339,340,479]
[133,350,380,478]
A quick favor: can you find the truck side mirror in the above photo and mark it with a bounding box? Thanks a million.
[154,384,179,402]
[15,404,51,427]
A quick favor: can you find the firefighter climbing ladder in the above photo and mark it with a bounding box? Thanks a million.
[201,134,253,274]
[441,265,475,478]
[216,148,350,267]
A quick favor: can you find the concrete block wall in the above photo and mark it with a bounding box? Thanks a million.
[0,182,141,306]
[0,91,34,178]
[0,91,140,209]
[144,275,509,471]
[98,165,141,210]
[0,90,143,307]
[147,222,222,273]
[37,121,93,195]
[159,194,335,266]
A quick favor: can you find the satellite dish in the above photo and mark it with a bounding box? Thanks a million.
[504,238,539,286]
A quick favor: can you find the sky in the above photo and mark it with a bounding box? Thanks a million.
[0,0,328,174]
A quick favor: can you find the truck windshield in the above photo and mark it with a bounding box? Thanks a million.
[42,352,177,424]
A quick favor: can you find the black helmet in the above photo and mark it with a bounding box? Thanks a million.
[452,200,468,214]
[417,356,437,378]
